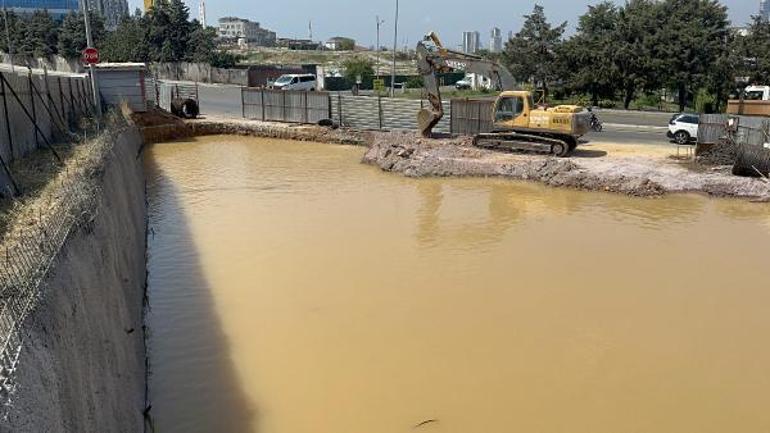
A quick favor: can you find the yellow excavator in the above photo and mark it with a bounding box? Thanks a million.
[417,32,591,156]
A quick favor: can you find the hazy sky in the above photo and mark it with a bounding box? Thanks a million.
[128,0,758,47]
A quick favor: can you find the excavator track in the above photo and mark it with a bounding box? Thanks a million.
[473,132,576,157]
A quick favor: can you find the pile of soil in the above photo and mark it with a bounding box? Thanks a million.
[361,131,769,200]
[697,139,738,166]
[128,107,185,128]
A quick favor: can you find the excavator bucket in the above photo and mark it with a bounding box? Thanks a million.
[418,108,442,138]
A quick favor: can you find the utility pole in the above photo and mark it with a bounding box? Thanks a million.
[376,16,385,77]
[390,0,398,97]
[81,0,102,119]
[2,0,13,72]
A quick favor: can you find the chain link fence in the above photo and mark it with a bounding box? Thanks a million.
[0,127,115,418]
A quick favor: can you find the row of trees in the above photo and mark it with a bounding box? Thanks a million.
[0,10,105,59]
[501,1,770,112]
[0,0,235,67]
[101,0,238,67]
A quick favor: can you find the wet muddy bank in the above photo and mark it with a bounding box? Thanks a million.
[363,131,770,200]
[137,114,369,146]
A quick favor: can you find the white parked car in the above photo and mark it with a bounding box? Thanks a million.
[455,76,472,90]
[272,74,317,91]
[667,113,699,144]
[743,85,770,101]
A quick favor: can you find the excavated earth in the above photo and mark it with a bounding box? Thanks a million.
[363,131,770,199]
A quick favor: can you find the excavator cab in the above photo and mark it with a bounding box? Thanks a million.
[493,92,534,129]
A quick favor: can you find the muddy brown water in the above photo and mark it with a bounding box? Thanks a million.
[146,135,770,433]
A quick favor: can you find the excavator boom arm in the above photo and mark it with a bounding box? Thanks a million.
[416,32,515,137]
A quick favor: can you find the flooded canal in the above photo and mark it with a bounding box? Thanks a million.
[146,135,770,433]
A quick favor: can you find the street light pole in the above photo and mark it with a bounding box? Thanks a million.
[81,0,102,119]
[376,15,385,77]
[390,0,398,97]
[2,0,14,72]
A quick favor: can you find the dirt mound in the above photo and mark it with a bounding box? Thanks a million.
[362,131,767,199]
[697,139,738,166]
[129,107,185,128]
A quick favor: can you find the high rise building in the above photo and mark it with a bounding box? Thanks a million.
[81,0,129,30]
[489,27,502,53]
[761,0,770,20]
[462,31,480,54]
[2,0,79,18]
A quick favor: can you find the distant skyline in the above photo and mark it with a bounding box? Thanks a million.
[128,0,758,48]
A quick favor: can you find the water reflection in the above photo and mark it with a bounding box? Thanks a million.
[147,135,770,433]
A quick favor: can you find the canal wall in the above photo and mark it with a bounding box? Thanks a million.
[1,127,147,432]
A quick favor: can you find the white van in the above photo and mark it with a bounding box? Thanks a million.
[272,74,317,91]
[743,85,770,101]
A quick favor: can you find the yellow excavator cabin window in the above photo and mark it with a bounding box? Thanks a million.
[495,96,524,122]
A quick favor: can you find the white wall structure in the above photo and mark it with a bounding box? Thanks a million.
[218,17,277,47]
[95,63,149,113]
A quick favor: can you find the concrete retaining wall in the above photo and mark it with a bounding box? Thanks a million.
[150,62,249,86]
[2,128,147,432]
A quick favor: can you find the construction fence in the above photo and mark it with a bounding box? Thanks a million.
[0,68,94,195]
[698,114,770,147]
[242,89,331,124]
[241,89,463,134]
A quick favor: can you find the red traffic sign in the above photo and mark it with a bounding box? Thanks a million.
[82,47,100,65]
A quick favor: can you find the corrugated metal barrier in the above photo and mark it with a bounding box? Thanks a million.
[240,90,494,137]
[450,99,495,136]
[242,88,331,124]
[698,114,770,147]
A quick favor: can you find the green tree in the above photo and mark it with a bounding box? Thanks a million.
[341,56,374,84]
[0,10,24,57]
[187,24,216,63]
[735,15,770,84]
[209,50,242,68]
[57,12,105,59]
[559,2,620,106]
[22,10,59,57]
[166,0,193,61]
[659,0,729,112]
[102,15,149,62]
[503,4,567,101]
[613,0,666,109]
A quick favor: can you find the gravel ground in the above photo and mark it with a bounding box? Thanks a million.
[362,131,770,200]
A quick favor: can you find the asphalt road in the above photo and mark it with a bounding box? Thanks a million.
[190,83,673,146]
